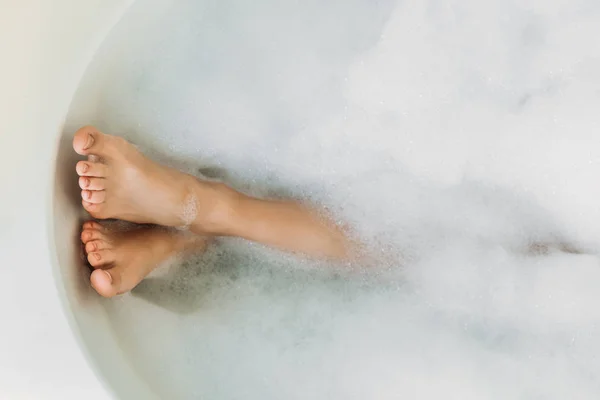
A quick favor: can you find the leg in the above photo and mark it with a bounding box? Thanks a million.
[212,195,353,260]
[80,221,209,297]
[73,126,355,260]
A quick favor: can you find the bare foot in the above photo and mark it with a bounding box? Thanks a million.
[73,126,231,231]
[80,221,209,297]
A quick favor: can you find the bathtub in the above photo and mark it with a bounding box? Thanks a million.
[5,1,600,398]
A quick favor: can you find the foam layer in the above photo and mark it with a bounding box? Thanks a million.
[66,0,600,398]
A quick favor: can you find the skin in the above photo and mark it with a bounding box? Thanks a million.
[81,221,208,298]
[73,126,355,297]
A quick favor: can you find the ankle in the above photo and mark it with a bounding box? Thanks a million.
[187,179,243,235]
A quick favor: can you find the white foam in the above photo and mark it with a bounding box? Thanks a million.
[67,0,600,398]
[178,192,198,229]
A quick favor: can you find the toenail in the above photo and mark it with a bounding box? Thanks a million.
[81,163,89,173]
[94,253,101,261]
[84,133,95,150]
[103,270,112,283]
[83,178,90,187]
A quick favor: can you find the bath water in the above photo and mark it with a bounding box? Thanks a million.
[67,0,600,398]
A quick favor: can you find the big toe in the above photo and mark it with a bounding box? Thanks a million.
[73,126,109,156]
[90,263,144,298]
[90,269,118,298]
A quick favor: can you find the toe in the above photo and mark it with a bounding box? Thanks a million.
[90,262,144,298]
[81,190,106,204]
[79,176,106,191]
[90,269,118,298]
[81,228,107,243]
[73,126,109,157]
[87,250,116,267]
[85,239,110,254]
[82,221,105,231]
[82,201,110,219]
[76,161,107,177]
